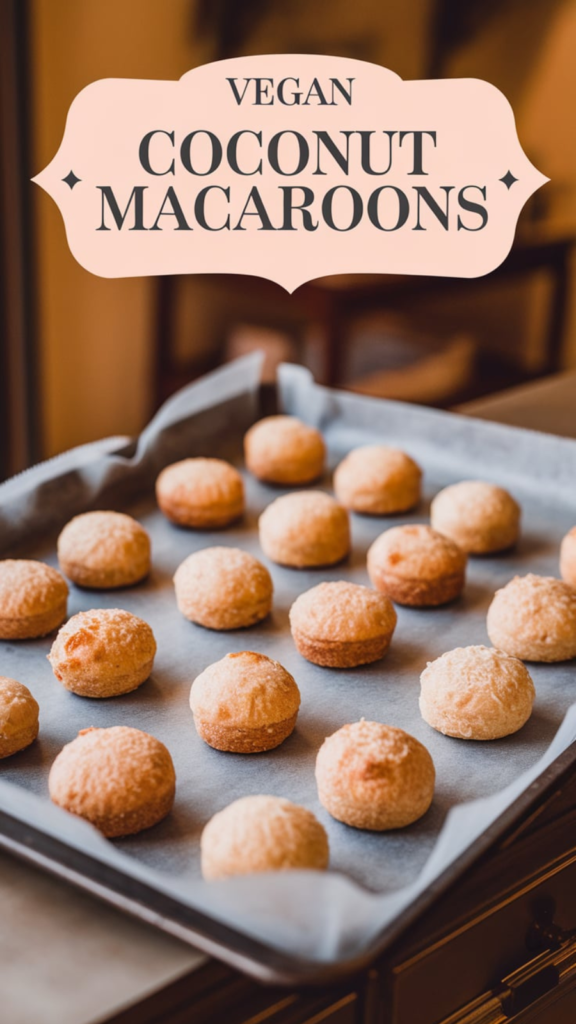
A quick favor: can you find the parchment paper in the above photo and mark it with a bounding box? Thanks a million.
[0,353,575,965]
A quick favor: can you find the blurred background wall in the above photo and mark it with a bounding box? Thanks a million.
[9,0,576,462]
[30,0,208,456]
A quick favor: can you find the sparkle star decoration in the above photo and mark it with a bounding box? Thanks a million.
[499,171,518,189]
[62,170,81,189]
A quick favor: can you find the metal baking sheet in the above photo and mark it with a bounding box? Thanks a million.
[0,353,575,982]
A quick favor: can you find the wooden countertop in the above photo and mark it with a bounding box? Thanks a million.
[0,850,204,1024]
[3,369,576,1024]
[457,371,576,438]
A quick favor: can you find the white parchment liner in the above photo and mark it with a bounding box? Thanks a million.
[0,354,574,965]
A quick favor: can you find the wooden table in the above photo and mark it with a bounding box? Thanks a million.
[3,371,576,1024]
[457,370,576,438]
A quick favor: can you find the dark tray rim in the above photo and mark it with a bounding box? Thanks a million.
[1,731,574,987]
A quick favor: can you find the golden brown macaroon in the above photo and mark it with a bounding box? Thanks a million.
[57,511,151,589]
[244,416,325,485]
[48,609,157,698]
[367,524,467,607]
[49,726,175,837]
[334,445,422,515]
[487,574,576,662]
[155,458,244,529]
[430,480,520,554]
[315,720,435,831]
[259,491,350,568]
[201,795,329,880]
[420,645,535,740]
[174,547,273,630]
[190,651,300,753]
[0,678,39,758]
[0,559,68,640]
[289,581,397,668]
[560,527,576,589]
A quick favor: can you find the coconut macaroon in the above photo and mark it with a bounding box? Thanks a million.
[156,458,244,529]
[560,527,576,589]
[0,678,39,758]
[49,726,176,837]
[430,481,520,554]
[316,721,435,831]
[259,491,350,568]
[420,646,535,740]
[244,415,325,485]
[190,651,301,753]
[289,581,397,668]
[48,609,157,698]
[487,574,576,662]
[201,795,329,880]
[57,511,151,589]
[334,446,422,515]
[174,547,273,630]
[0,559,68,639]
[367,524,467,607]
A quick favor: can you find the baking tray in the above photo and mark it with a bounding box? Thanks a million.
[0,353,575,986]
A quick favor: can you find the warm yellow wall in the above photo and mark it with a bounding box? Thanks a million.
[30,0,208,456]
[236,0,432,81]
[520,0,576,365]
[446,0,576,365]
[30,0,576,459]
[30,0,438,459]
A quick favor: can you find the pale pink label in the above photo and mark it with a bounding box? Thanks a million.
[33,54,548,292]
